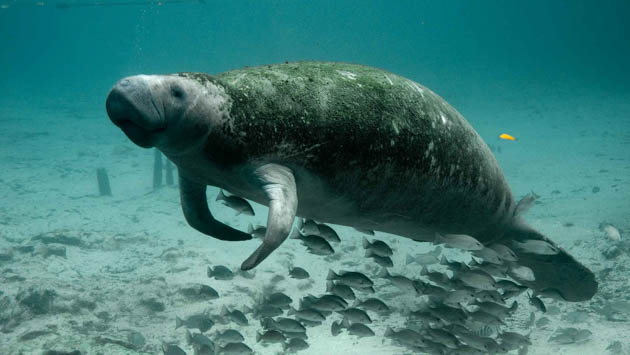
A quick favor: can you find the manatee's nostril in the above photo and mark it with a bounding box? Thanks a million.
[118,79,131,88]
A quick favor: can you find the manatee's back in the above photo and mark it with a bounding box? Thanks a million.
[215,62,514,236]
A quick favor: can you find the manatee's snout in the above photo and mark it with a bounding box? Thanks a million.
[106,76,166,148]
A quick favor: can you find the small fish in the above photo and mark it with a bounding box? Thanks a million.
[500,331,532,348]
[346,321,375,337]
[514,192,537,216]
[207,265,234,280]
[214,329,245,344]
[337,307,372,324]
[436,289,476,307]
[528,292,547,313]
[298,218,320,235]
[300,295,345,312]
[472,300,518,318]
[499,133,516,141]
[316,223,341,243]
[216,342,253,355]
[326,281,356,300]
[256,330,286,344]
[352,298,390,314]
[496,279,526,292]
[283,338,309,352]
[379,268,416,292]
[508,265,536,282]
[327,269,373,290]
[362,237,393,257]
[265,292,293,309]
[488,243,518,262]
[289,266,310,279]
[600,223,621,242]
[472,247,503,265]
[288,307,326,323]
[384,327,425,347]
[245,304,283,318]
[420,266,450,286]
[186,330,215,351]
[262,317,306,333]
[162,344,187,355]
[406,246,442,265]
[454,269,497,290]
[290,229,334,255]
[425,327,460,349]
[331,320,344,336]
[176,314,214,332]
[429,304,468,324]
[216,189,254,216]
[469,310,506,326]
[365,249,393,267]
[512,239,559,255]
[435,233,484,251]
[220,306,248,326]
[469,259,508,278]
[247,223,266,239]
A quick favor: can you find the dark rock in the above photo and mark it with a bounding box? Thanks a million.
[18,288,56,315]
[592,186,600,193]
[127,331,146,349]
[0,248,13,262]
[603,246,622,260]
[32,230,84,247]
[20,329,53,341]
[139,297,165,312]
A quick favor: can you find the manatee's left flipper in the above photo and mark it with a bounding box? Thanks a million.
[241,164,297,270]
[179,171,252,241]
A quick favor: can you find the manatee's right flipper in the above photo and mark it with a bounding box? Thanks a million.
[241,164,297,270]
[504,223,597,302]
[179,172,252,241]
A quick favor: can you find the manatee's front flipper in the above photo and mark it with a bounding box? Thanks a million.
[241,164,297,270]
[179,172,252,241]
[504,223,597,302]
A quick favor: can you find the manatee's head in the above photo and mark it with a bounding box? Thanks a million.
[106,73,230,156]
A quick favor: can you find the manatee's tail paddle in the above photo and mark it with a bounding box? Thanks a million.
[502,221,597,302]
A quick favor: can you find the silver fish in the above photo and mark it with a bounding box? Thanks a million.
[435,233,484,251]
[176,314,214,332]
[327,269,373,289]
[220,306,248,326]
[297,218,320,235]
[214,329,245,344]
[337,307,372,324]
[454,269,498,290]
[378,268,415,292]
[512,239,559,255]
[316,223,341,243]
[488,243,518,261]
[289,266,310,279]
[216,189,254,216]
[247,223,266,239]
[406,246,442,265]
[362,237,393,257]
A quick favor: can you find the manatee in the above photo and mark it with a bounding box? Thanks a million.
[105,61,596,301]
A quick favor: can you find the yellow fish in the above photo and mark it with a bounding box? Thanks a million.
[499,133,516,141]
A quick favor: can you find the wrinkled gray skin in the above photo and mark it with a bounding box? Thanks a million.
[105,62,596,301]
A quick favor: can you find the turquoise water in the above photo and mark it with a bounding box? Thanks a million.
[1,1,629,354]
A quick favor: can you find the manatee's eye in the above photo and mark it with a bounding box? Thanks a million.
[171,85,185,100]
